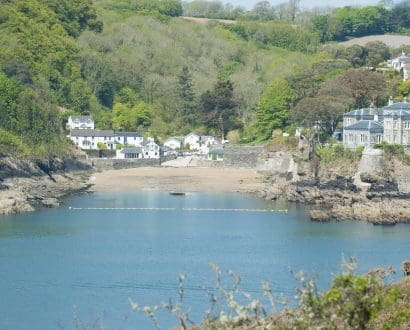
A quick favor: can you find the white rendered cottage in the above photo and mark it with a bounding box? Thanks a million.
[163,137,184,150]
[141,138,160,159]
[66,115,94,130]
[69,129,115,150]
[115,131,143,147]
[184,132,201,150]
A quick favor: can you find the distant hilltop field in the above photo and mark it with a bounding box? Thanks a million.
[340,35,410,48]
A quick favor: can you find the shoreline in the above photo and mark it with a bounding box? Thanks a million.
[88,166,266,195]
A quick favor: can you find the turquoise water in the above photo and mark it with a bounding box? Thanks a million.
[1,190,409,329]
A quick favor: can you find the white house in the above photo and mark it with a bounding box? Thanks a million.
[141,138,160,159]
[184,132,201,150]
[67,115,94,130]
[343,120,384,148]
[69,129,115,150]
[387,51,410,81]
[116,146,144,159]
[183,133,219,151]
[201,135,219,147]
[342,100,410,148]
[115,132,143,147]
[163,137,184,150]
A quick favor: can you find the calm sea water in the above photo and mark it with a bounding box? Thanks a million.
[1,190,409,329]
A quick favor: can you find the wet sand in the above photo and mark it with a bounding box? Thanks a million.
[89,167,265,194]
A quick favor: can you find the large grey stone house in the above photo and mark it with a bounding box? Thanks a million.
[343,100,410,148]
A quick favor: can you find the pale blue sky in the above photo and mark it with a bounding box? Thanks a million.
[229,0,381,9]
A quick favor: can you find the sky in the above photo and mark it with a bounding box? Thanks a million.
[228,0,381,9]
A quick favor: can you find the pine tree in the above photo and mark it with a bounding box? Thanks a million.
[177,66,196,126]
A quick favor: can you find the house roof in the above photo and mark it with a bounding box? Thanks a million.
[115,131,141,137]
[209,148,224,155]
[384,110,410,119]
[70,129,114,137]
[343,108,383,117]
[343,120,384,133]
[383,102,410,111]
[69,115,93,123]
[121,146,142,154]
[141,140,158,147]
[185,131,208,138]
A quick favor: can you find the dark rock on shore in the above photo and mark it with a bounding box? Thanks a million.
[0,154,92,215]
[261,147,410,223]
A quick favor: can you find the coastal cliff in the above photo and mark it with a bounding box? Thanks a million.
[258,145,410,224]
[0,154,92,215]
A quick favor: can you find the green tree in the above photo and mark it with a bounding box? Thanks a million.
[399,80,410,98]
[0,72,19,132]
[364,41,391,67]
[334,69,388,108]
[177,66,196,126]
[291,95,347,138]
[200,80,237,140]
[256,78,294,140]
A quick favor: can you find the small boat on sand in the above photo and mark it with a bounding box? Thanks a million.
[169,192,186,196]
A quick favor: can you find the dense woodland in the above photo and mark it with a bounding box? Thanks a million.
[0,0,410,157]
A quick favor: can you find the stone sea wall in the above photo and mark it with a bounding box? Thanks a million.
[90,155,176,171]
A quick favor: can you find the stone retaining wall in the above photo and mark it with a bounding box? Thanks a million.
[90,155,177,171]
[223,145,265,168]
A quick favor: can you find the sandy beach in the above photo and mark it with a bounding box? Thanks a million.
[89,167,265,194]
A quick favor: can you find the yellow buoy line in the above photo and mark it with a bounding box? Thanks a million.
[68,207,288,213]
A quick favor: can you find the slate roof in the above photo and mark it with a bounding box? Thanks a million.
[383,102,410,111]
[343,120,384,133]
[70,129,114,137]
[70,115,93,123]
[343,108,383,117]
[121,146,142,154]
[384,110,410,119]
[115,131,141,137]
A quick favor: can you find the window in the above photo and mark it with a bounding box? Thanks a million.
[360,134,366,143]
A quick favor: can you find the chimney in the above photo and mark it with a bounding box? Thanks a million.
[388,96,394,106]
[370,102,378,121]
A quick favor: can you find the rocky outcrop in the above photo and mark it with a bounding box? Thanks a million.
[0,154,92,215]
[262,147,410,225]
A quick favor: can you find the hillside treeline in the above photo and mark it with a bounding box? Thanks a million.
[183,1,410,42]
[0,0,102,156]
[0,0,409,157]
